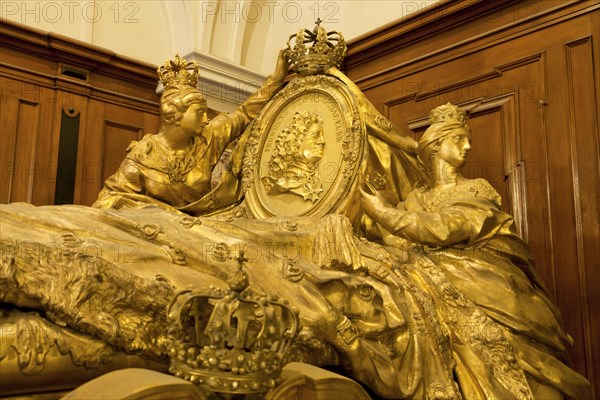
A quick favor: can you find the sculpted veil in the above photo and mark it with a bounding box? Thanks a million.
[0,23,591,400]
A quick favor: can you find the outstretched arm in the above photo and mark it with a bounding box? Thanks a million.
[211,49,290,144]
[360,189,473,247]
[233,48,290,129]
[202,49,290,162]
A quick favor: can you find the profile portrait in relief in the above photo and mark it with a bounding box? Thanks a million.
[261,111,326,202]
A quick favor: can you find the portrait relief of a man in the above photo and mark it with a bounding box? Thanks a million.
[261,111,326,202]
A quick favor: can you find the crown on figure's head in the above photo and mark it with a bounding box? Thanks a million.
[158,54,200,89]
[286,19,346,76]
[429,103,468,125]
[166,250,300,396]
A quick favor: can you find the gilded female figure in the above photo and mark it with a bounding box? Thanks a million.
[361,103,591,399]
[93,51,290,215]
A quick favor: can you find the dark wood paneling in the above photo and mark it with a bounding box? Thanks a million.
[12,100,41,202]
[346,0,600,395]
[0,19,160,206]
[0,77,58,205]
[564,35,600,391]
[0,93,20,203]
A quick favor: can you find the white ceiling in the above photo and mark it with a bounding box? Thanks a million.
[2,0,440,75]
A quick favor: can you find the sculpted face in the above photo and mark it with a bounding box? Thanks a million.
[179,102,208,136]
[299,124,325,164]
[437,127,471,168]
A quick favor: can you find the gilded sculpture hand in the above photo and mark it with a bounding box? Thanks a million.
[273,49,292,82]
[359,188,388,221]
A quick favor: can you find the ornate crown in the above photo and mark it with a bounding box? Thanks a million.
[158,54,200,89]
[286,19,346,76]
[429,102,467,125]
[167,250,300,396]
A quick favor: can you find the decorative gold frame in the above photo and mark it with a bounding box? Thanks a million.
[242,75,365,218]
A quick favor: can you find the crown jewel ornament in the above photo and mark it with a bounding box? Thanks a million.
[167,250,300,396]
[158,54,200,89]
[286,19,347,76]
[429,102,467,125]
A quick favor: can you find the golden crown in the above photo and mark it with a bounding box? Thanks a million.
[429,103,467,125]
[286,19,346,76]
[166,250,300,396]
[158,54,200,89]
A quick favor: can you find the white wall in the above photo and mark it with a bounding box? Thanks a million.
[2,1,439,73]
[1,0,439,109]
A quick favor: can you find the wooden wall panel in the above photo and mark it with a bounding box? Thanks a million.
[346,0,600,395]
[11,100,40,202]
[0,77,58,205]
[0,19,160,206]
[0,94,20,203]
[74,100,104,205]
[564,35,600,392]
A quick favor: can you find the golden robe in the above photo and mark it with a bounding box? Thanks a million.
[0,177,591,398]
[370,178,591,399]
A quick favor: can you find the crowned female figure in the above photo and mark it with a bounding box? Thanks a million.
[361,103,592,399]
[93,51,290,215]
